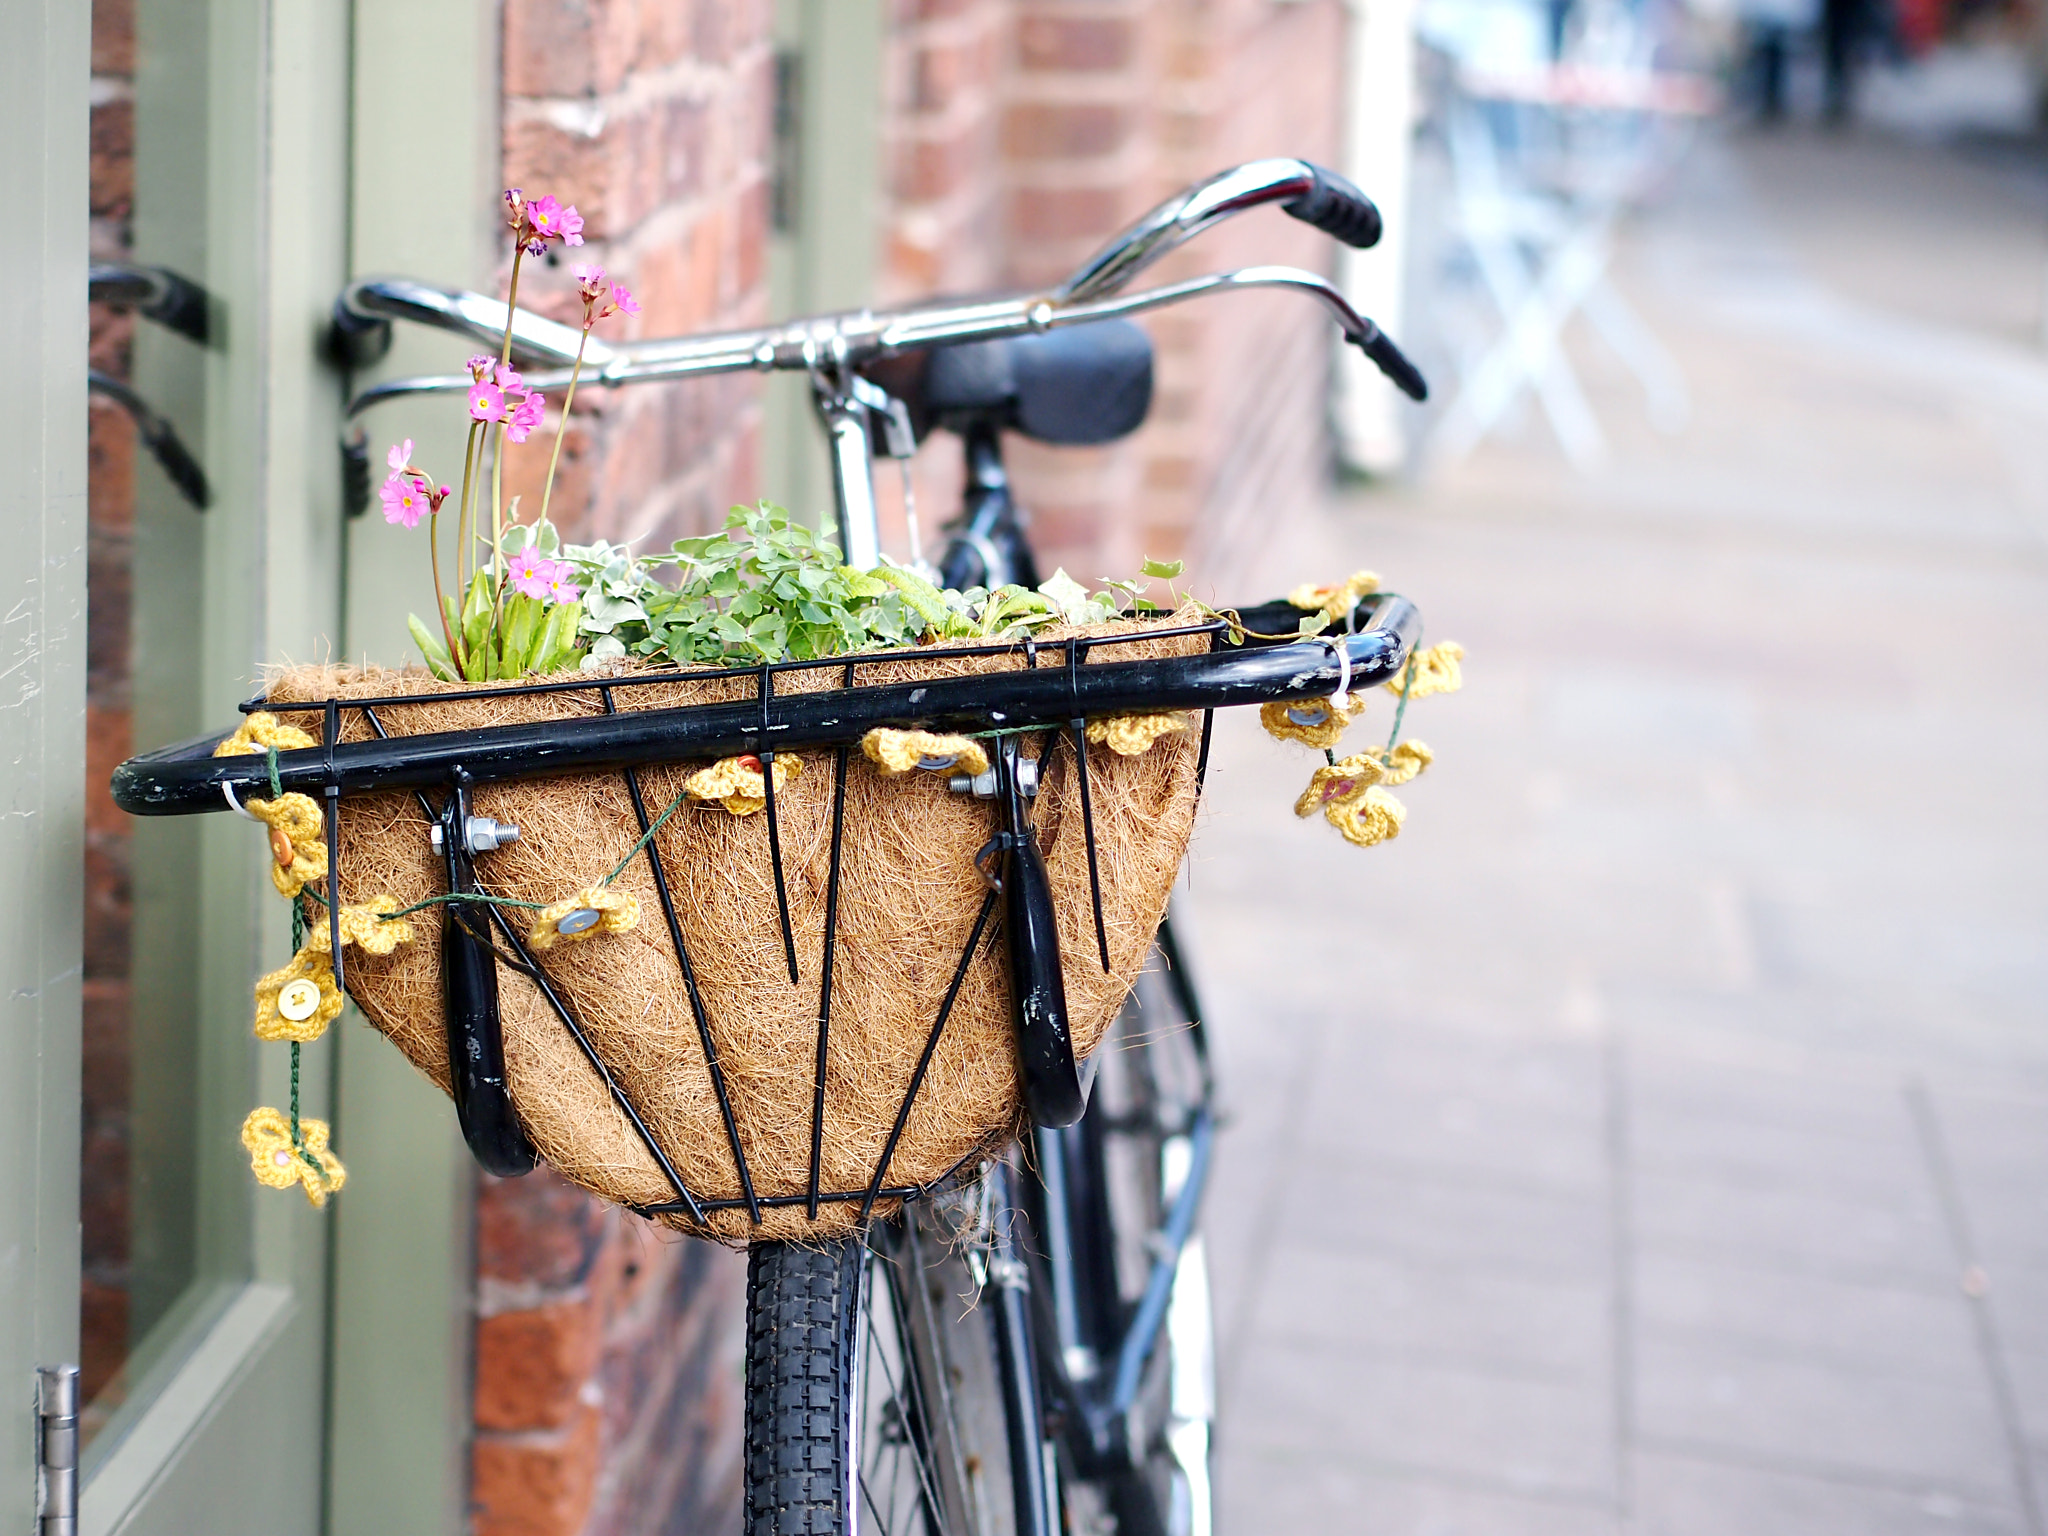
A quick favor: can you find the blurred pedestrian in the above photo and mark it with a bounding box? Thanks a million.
[1821,0,1870,119]
[1739,0,1819,120]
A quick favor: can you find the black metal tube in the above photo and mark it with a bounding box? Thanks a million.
[114,600,1418,816]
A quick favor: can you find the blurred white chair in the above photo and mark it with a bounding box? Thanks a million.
[1422,0,1710,467]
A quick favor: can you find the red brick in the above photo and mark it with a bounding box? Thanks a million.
[92,0,134,76]
[1017,15,1135,73]
[476,1168,608,1287]
[1009,183,1129,242]
[89,100,131,223]
[894,127,984,204]
[475,1300,601,1432]
[503,117,633,242]
[1001,101,1136,160]
[470,1405,601,1536]
[504,0,637,98]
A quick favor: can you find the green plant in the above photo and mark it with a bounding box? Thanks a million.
[559,503,1186,671]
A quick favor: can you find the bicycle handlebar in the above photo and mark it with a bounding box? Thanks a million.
[336,158,1424,420]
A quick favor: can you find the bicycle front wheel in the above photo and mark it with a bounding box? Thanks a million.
[744,1187,1042,1536]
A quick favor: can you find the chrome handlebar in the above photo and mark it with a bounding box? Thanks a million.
[335,158,1424,567]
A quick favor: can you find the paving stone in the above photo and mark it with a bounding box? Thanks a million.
[1219,1448,1616,1536]
[1228,1335,1616,1501]
[1635,1332,2014,1492]
[1633,1447,2027,1536]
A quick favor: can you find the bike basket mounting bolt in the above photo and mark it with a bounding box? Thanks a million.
[948,757,1036,799]
[429,816,520,856]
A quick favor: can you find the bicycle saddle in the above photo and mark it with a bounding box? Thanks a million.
[920,320,1154,446]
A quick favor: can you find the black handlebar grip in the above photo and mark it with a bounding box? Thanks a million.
[1283,163,1384,249]
[1353,324,1429,403]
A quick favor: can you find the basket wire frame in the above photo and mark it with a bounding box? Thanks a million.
[313,630,1210,1229]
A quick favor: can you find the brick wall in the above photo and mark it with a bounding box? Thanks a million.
[469,1171,743,1536]
[497,0,774,548]
[877,0,1350,595]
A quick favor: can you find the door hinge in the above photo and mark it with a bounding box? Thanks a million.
[36,1366,78,1536]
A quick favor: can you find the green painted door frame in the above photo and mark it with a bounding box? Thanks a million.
[766,0,887,524]
[325,2,501,1531]
[1,1,361,1531]
[0,0,90,1519]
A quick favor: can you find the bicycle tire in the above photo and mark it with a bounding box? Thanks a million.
[745,1203,1033,1536]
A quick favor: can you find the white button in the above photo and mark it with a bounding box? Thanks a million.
[278,978,322,1022]
[556,907,602,936]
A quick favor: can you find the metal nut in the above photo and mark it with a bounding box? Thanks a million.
[430,816,521,856]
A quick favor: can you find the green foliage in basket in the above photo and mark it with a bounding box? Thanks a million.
[556,502,1183,671]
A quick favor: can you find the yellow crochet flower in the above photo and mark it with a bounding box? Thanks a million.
[300,895,415,957]
[1376,740,1434,785]
[245,792,328,898]
[1293,753,1385,817]
[1296,757,1405,847]
[253,948,345,1043]
[1329,786,1406,847]
[1386,642,1464,700]
[1259,692,1365,750]
[861,729,990,777]
[1286,570,1381,624]
[241,1107,346,1208]
[212,711,318,757]
[683,753,801,815]
[528,884,641,952]
[1085,712,1189,757]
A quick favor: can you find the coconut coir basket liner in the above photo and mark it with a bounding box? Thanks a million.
[266,614,1205,1243]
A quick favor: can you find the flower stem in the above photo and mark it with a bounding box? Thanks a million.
[538,328,588,529]
[451,422,482,672]
[486,248,526,678]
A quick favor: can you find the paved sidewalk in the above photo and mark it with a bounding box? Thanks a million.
[1188,128,2048,1534]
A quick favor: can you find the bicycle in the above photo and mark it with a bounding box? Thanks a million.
[115,157,1427,1536]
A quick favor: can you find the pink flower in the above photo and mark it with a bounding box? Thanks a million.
[494,363,523,391]
[545,565,582,604]
[584,277,640,327]
[505,549,552,600]
[506,390,545,444]
[386,438,414,477]
[525,196,584,250]
[467,382,506,424]
[571,263,607,301]
[466,354,495,382]
[380,476,429,529]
